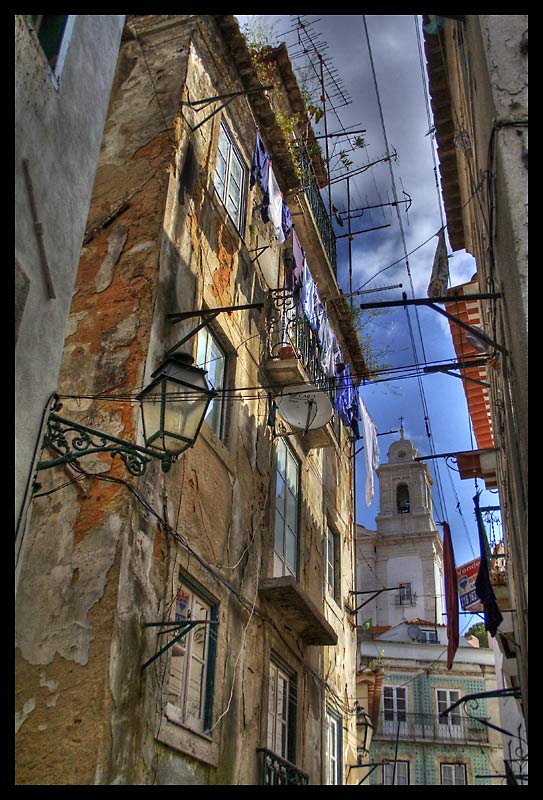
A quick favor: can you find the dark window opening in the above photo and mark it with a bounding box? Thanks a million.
[397,483,410,514]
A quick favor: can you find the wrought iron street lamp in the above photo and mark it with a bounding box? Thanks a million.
[36,352,216,479]
[356,704,374,759]
[138,352,216,458]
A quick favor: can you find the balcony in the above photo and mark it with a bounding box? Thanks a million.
[295,145,337,276]
[258,575,338,645]
[375,712,489,744]
[257,748,309,785]
[265,298,338,449]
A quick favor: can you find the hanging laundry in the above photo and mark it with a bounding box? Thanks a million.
[358,394,379,506]
[441,520,460,669]
[301,258,319,330]
[250,129,270,192]
[287,228,305,296]
[267,163,285,244]
[335,364,357,432]
[317,314,338,378]
[251,130,271,224]
[281,201,292,243]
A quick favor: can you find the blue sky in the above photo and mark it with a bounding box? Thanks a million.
[236,15,499,630]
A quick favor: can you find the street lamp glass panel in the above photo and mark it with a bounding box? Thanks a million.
[139,355,215,456]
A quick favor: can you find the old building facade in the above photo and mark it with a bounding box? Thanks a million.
[355,434,503,786]
[423,15,528,744]
[15,15,126,566]
[15,15,367,785]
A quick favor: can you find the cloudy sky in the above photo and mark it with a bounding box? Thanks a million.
[236,15,498,622]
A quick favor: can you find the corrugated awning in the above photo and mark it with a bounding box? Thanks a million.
[445,282,494,450]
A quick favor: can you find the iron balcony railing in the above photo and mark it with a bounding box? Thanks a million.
[269,299,338,409]
[376,712,489,744]
[295,145,337,276]
[257,748,309,785]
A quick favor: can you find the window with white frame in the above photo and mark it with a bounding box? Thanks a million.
[274,438,300,578]
[267,659,296,763]
[196,326,227,440]
[326,526,340,602]
[325,708,343,785]
[382,686,407,735]
[383,760,409,785]
[436,689,462,738]
[24,15,76,80]
[167,579,217,734]
[213,121,247,232]
[440,763,467,785]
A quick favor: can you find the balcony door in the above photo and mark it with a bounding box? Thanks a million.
[382,686,407,736]
[436,689,463,739]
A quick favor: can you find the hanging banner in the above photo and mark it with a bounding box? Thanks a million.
[456,558,483,612]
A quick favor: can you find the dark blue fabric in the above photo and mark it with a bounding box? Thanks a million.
[474,493,503,637]
[250,130,270,192]
[281,201,292,242]
[335,364,358,435]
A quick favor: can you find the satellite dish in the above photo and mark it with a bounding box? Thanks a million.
[275,384,333,432]
[407,625,419,640]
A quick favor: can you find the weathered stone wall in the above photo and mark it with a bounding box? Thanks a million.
[16,15,360,785]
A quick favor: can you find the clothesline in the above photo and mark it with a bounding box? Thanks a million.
[251,129,380,506]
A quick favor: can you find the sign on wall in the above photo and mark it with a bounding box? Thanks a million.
[456,558,483,612]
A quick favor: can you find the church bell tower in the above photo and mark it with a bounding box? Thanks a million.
[359,426,445,628]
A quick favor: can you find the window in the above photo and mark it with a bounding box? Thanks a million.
[396,483,410,513]
[167,578,218,734]
[326,526,340,602]
[25,15,75,79]
[267,660,296,763]
[436,689,463,738]
[213,122,247,232]
[196,326,227,440]
[417,628,438,643]
[396,582,414,606]
[382,686,407,735]
[383,760,409,785]
[325,708,343,785]
[440,763,467,785]
[274,439,300,578]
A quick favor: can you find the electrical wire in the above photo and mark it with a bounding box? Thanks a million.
[362,15,450,526]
